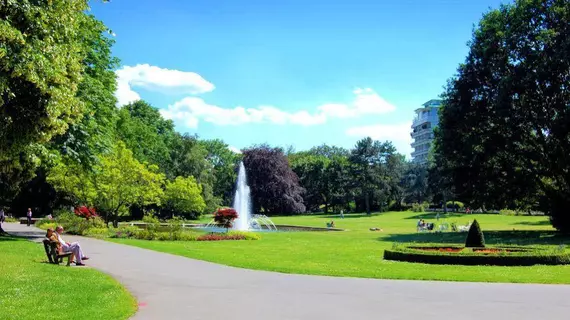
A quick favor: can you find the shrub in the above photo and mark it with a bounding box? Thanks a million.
[109,225,141,239]
[142,213,160,235]
[197,233,246,241]
[74,206,98,219]
[465,219,485,248]
[228,231,261,240]
[411,203,426,212]
[4,217,18,223]
[36,221,57,231]
[445,201,464,210]
[85,227,109,237]
[213,208,238,230]
[167,216,184,238]
[54,211,106,235]
[499,209,518,216]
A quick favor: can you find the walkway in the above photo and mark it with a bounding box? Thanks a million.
[5,223,570,320]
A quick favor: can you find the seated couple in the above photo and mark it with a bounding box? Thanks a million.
[46,226,90,266]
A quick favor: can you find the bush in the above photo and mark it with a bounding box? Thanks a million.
[36,221,57,231]
[227,231,261,240]
[4,217,18,223]
[499,209,518,216]
[411,203,426,212]
[383,246,570,266]
[213,208,238,229]
[445,201,464,210]
[465,219,485,248]
[167,216,184,238]
[109,225,141,239]
[53,211,106,235]
[197,233,246,241]
[85,227,109,237]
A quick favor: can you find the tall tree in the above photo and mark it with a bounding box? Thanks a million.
[289,152,330,212]
[350,138,397,215]
[434,0,570,230]
[0,0,94,206]
[243,145,305,215]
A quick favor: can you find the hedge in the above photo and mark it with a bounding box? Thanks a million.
[383,246,570,266]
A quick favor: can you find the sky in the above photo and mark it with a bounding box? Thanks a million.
[90,0,508,157]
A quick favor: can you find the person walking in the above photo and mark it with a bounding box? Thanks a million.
[0,207,5,232]
[26,208,32,226]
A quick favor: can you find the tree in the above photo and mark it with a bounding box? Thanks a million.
[243,145,305,214]
[116,100,177,173]
[289,152,330,212]
[170,134,220,214]
[163,176,206,219]
[434,0,570,230]
[0,0,90,154]
[48,142,165,227]
[465,220,485,248]
[349,138,397,215]
[199,139,241,206]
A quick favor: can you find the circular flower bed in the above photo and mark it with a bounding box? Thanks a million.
[384,244,570,266]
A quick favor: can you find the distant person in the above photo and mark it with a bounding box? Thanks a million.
[55,226,89,266]
[436,213,440,221]
[340,210,344,219]
[0,207,5,232]
[26,208,32,226]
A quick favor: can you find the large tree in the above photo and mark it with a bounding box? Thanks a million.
[434,0,570,230]
[0,0,96,206]
[350,138,398,215]
[243,145,305,215]
[199,139,241,206]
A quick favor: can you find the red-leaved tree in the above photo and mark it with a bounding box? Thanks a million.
[213,208,238,231]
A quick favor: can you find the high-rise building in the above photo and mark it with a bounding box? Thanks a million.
[410,99,442,164]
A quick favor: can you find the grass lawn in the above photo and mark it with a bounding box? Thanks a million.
[110,211,570,284]
[0,236,136,320]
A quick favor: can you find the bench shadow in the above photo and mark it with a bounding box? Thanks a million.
[381,230,570,246]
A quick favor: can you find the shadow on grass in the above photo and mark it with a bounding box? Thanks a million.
[0,235,19,241]
[514,220,551,226]
[381,230,570,246]
[405,212,466,220]
[320,213,382,219]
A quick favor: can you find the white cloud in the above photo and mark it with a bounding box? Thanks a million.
[345,122,413,156]
[160,87,395,128]
[115,64,215,106]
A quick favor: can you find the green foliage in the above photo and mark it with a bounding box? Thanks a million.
[433,0,570,231]
[446,201,464,209]
[163,176,206,219]
[465,220,485,248]
[85,227,110,237]
[51,211,106,235]
[142,213,160,235]
[411,203,427,212]
[199,139,241,205]
[227,231,261,240]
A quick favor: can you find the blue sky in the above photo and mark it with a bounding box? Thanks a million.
[91,0,507,156]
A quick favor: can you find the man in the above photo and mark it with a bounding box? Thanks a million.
[26,208,32,226]
[55,226,89,266]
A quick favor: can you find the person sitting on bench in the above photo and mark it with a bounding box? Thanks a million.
[46,228,75,263]
[55,226,89,266]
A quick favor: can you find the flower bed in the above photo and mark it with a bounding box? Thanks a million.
[384,244,570,266]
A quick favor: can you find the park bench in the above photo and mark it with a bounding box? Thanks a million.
[42,239,72,266]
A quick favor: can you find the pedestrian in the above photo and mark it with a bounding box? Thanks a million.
[26,208,32,226]
[340,209,344,219]
[0,207,5,232]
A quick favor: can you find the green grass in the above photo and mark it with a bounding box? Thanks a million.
[110,211,570,284]
[0,236,136,320]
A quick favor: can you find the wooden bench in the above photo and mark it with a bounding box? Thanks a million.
[42,239,73,266]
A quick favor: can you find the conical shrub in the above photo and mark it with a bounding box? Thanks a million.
[465,219,485,248]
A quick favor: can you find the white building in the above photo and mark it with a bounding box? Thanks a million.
[410,99,442,164]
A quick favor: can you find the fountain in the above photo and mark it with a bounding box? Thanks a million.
[231,162,277,231]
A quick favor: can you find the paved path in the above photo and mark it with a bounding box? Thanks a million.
[5,223,570,320]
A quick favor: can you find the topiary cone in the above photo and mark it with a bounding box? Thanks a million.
[465,219,485,248]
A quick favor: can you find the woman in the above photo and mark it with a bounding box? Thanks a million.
[46,228,76,264]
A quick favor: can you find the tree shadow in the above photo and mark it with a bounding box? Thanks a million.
[321,213,382,219]
[381,230,570,246]
[405,212,466,220]
[513,220,551,226]
[0,235,18,242]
